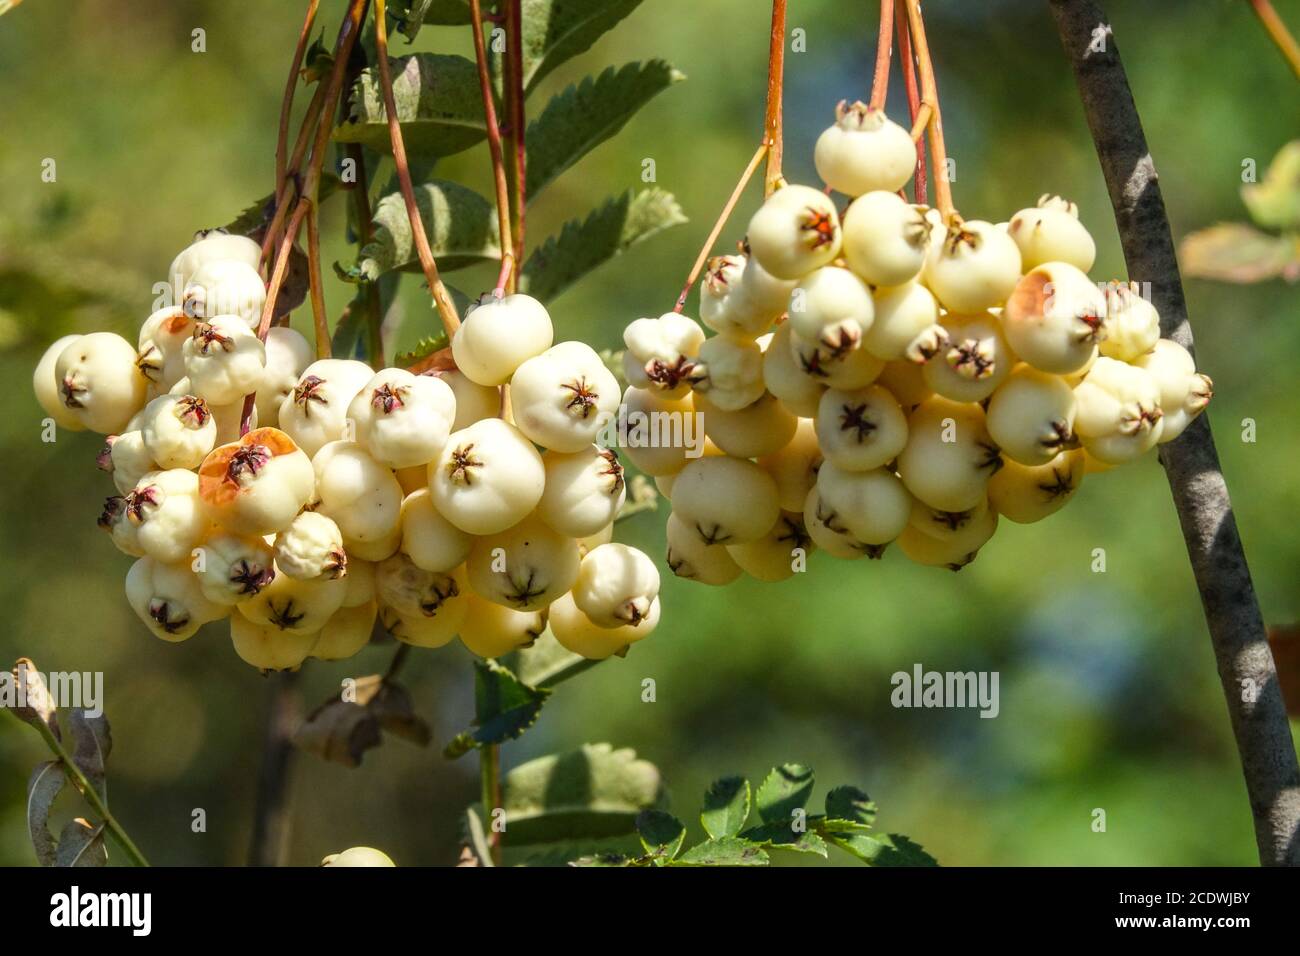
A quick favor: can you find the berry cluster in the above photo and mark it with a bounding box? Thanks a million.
[622,101,1213,579]
[34,233,660,669]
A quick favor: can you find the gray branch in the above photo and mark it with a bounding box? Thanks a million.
[1048,0,1300,866]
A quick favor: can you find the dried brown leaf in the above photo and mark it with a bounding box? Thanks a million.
[67,709,112,800]
[55,818,107,868]
[27,761,65,867]
[1179,223,1300,284]
[11,658,59,738]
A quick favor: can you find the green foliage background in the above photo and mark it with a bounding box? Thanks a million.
[1,0,1298,866]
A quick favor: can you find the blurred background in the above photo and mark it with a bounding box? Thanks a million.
[1,0,1298,866]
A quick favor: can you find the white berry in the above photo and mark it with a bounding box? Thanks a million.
[198,427,315,535]
[399,487,473,572]
[428,417,545,535]
[55,332,148,434]
[140,393,217,469]
[923,219,1022,314]
[842,191,931,287]
[864,281,946,363]
[923,311,1014,403]
[312,440,404,561]
[348,367,456,469]
[459,593,545,658]
[451,293,554,386]
[1072,356,1165,463]
[126,556,227,643]
[1002,262,1106,374]
[814,102,915,196]
[182,259,266,328]
[572,543,660,628]
[670,455,779,545]
[896,396,1002,512]
[665,512,742,585]
[274,511,348,581]
[815,383,908,472]
[467,514,580,612]
[985,364,1077,465]
[1133,339,1212,443]
[1007,195,1096,272]
[510,341,621,452]
[746,184,842,280]
[277,358,374,459]
[537,446,627,537]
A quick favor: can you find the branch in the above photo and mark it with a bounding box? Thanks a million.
[248,671,302,866]
[869,0,894,110]
[470,0,516,295]
[505,0,527,268]
[763,0,786,195]
[1049,0,1300,867]
[275,1,321,194]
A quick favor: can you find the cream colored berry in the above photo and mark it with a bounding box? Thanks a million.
[923,311,1014,403]
[428,418,545,535]
[896,397,1002,512]
[907,496,997,551]
[399,487,473,572]
[842,191,930,287]
[126,556,228,643]
[988,449,1084,523]
[815,462,912,547]
[1002,262,1106,374]
[182,315,267,405]
[761,323,826,418]
[55,332,148,434]
[348,367,456,469]
[104,429,158,495]
[255,327,312,428]
[140,393,217,469]
[168,231,262,304]
[451,293,554,386]
[690,334,765,411]
[572,543,660,628]
[727,511,814,582]
[695,390,796,459]
[615,386,699,477]
[923,219,1022,314]
[815,384,907,472]
[378,563,469,649]
[700,255,772,338]
[623,311,707,398]
[274,511,347,581]
[577,523,615,556]
[787,266,874,356]
[740,251,799,314]
[182,259,266,327]
[510,341,621,452]
[665,512,742,585]
[1007,195,1096,272]
[802,486,875,559]
[787,326,885,390]
[875,359,933,408]
[195,532,277,606]
[278,359,374,459]
[459,593,545,658]
[757,417,822,512]
[1098,283,1160,362]
[118,469,211,564]
[312,440,404,561]
[237,562,347,634]
[198,427,316,535]
[746,184,842,280]
[341,558,376,607]
[1072,357,1164,463]
[434,369,501,431]
[311,601,377,661]
[864,281,946,363]
[467,515,580,612]
[137,308,195,392]
[1133,339,1212,443]
[230,613,320,671]
[986,364,1077,466]
[814,102,915,196]
[33,334,88,431]
[549,590,660,660]
[671,455,779,545]
[537,446,627,537]
[896,515,995,570]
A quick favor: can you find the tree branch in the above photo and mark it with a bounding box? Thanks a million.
[1049,0,1300,867]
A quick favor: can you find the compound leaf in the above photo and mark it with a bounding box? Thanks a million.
[754,763,815,824]
[636,809,686,863]
[673,837,769,867]
[700,776,750,840]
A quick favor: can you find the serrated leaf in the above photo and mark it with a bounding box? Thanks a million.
[499,742,664,845]
[829,832,939,867]
[755,763,815,824]
[349,179,500,282]
[27,761,64,867]
[335,54,486,156]
[1242,140,1300,231]
[443,659,550,758]
[519,188,685,303]
[67,709,111,801]
[823,785,877,831]
[569,853,638,867]
[513,629,587,686]
[394,333,451,369]
[394,0,481,37]
[55,819,107,868]
[701,776,750,840]
[1179,223,1300,284]
[636,809,686,863]
[526,61,683,199]
[223,174,344,237]
[674,837,769,867]
[741,820,829,857]
[508,0,644,95]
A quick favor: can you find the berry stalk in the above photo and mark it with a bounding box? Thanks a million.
[305,205,331,358]
[895,0,927,205]
[902,0,953,219]
[1248,0,1300,79]
[868,0,894,110]
[374,0,462,336]
[469,0,516,296]
[274,0,321,197]
[763,0,786,196]
[505,0,527,270]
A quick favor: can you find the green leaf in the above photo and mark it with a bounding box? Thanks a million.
[823,785,877,832]
[224,173,344,237]
[474,659,550,750]
[755,763,815,824]
[1179,223,1300,284]
[335,54,486,157]
[526,61,684,199]
[348,179,500,282]
[636,809,686,863]
[674,837,770,867]
[701,776,750,840]
[569,852,640,867]
[393,332,451,369]
[27,761,64,867]
[499,742,665,845]
[741,820,829,857]
[1243,140,1300,231]
[519,188,686,303]
[510,0,645,94]
[463,807,496,867]
[393,0,481,37]
[829,832,940,867]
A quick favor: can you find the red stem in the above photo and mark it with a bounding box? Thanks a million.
[763,0,786,195]
[506,0,526,268]
[869,0,894,110]
[896,0,926,205]
[470,0,516,296]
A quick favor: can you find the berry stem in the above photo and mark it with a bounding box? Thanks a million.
[895,0,927,205]
[343,143,385,362]
[1248,0,1300,78]
[274,0,320,198]
[480,743,503,865]
[261,80,328,269]
[505,0,527,271]
[19,710,151,866]
[469,0,516,296]
[374,0,462,335]
[671,141,769,313]
[763,0,786,196]
[902,0,953,219]
[305,204,331,358]
[1051,0,1300,866]
[868,0,894,110]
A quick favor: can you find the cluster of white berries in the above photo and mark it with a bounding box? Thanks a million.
[33,232,661,669]
[622,101,1212,578]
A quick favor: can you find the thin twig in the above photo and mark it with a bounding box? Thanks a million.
[306,205,330,358]
[763,0,786,195]
[248,671,301,866]
[275,1,321,194]
[1248,0,1300,79]
[673,142,769,312]
[869,0,894,110]
[902,0,953,218]
[506,0,527,269]
[374,0,462,335]
[346,143,386,362]
[1049,0,1300,867]
[27,716,150,867]
[896,0,927,205]
[470,0,516,296]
